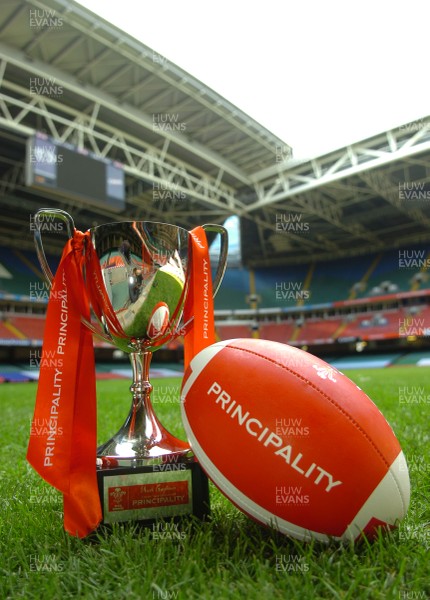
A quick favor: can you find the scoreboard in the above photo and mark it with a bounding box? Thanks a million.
[25,132,125,212]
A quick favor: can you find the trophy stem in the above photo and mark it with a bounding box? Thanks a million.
[128,350,153,440]
[97,349,190,467]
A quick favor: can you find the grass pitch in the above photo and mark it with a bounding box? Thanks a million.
[0,366,429,599]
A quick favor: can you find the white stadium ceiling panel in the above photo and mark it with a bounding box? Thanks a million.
[0,0,429,265]
[0,0,287,180]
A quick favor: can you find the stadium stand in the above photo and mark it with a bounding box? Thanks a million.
[258,321,296,344]
[0,248,44,296]
[2,243,429,356]
[213,268,251,310]
[216,323,255,341]
[208,241,430,354]
[6,315,45,341]
[0,318,16,341]
[214,246,430,313]
[292,318,344,345]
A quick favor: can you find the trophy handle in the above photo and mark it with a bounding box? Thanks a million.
[34,208,75,285]
[202,223,228,298]
[33,208,113,344]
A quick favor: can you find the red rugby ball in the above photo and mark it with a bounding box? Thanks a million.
[181,338,410,542]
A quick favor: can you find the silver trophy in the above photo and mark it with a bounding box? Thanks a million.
[34,208,228,525]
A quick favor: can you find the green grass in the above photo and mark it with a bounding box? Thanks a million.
[0,367,429,599]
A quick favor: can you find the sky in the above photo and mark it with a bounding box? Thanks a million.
[76,0,429,159]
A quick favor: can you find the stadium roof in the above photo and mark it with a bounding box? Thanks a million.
[0,0,429,266]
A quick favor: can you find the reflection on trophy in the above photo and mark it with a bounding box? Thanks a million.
[34,209,228,527]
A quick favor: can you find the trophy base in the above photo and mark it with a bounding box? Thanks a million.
[97,460,210,526]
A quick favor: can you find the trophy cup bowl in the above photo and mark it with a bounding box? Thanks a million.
[34,208,228,524]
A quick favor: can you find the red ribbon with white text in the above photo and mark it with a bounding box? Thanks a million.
[183,227,215,370]
[27,231,118,538]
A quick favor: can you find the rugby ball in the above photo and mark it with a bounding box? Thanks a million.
[147,301,170,340]
[181,338,410,542]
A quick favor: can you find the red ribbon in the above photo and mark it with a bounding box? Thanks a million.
[183,227,215,370]
[27,231,102,537]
